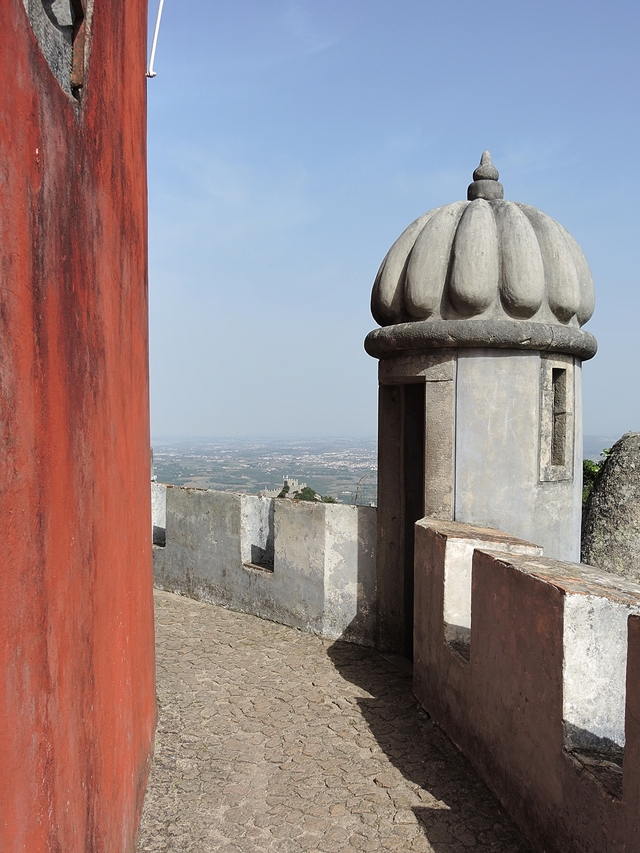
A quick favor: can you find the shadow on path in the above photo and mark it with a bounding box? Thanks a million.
[327,640,533,853]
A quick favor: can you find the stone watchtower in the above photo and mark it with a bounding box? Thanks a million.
[365,152,597,655]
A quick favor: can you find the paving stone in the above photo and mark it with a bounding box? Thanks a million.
[137,591,534,852]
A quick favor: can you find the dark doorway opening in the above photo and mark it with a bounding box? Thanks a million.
[402,383,425,660]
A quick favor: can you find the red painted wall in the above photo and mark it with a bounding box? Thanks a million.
[414,521,640,853]
[0,2,156,851]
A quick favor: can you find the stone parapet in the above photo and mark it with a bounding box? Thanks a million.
[413,517,640,853]
[151,483,377,646]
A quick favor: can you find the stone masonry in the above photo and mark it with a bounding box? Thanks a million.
[138,590,532,853]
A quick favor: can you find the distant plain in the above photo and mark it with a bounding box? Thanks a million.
[152,435,620,506]
[152,437,378,505]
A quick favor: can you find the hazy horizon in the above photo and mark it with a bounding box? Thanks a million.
[151,433,622,457]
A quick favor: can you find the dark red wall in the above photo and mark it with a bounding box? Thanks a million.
[413,522,639,853]
[0,2,156,851]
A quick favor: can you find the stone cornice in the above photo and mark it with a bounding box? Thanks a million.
[364,319,597,360]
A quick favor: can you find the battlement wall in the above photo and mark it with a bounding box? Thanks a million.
[413,518,640,853]
[151,485,640,851]
[152,483,377,646]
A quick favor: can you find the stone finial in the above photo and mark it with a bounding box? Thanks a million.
[473,151,499,181]
[468,151,504,201]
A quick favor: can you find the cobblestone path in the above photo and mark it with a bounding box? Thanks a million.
[138,590,533,853]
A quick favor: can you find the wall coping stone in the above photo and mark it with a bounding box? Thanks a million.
[365,318,597,360]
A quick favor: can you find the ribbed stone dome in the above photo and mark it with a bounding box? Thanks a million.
[367,153,596,359]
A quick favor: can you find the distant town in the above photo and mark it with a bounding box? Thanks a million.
[151,437,378,506]
[151,435,618,508]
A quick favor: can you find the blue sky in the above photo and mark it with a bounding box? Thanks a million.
[147,0,639,440]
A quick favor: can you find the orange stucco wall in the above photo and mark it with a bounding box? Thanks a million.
[0,2,156,851]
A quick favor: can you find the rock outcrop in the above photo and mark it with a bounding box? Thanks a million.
[582,433,640,581]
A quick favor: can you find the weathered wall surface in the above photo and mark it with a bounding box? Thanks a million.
[0,2,155,852]
[455,349,582,562]
[582,432,640,581]
[152,485,377,645]
[413,518,640,853]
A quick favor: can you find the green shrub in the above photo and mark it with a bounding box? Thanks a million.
[582,448,611,505]
[292,486,338,503]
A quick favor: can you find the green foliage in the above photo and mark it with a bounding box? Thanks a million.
[293,486,318,502]
[292,486,338,503]
[582,448,610,506]
[582,459,601,505]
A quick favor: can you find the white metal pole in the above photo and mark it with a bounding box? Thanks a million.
[146,0,165,78]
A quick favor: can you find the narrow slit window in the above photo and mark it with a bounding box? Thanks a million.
[539,356,573,482]
[551,368,567,466]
